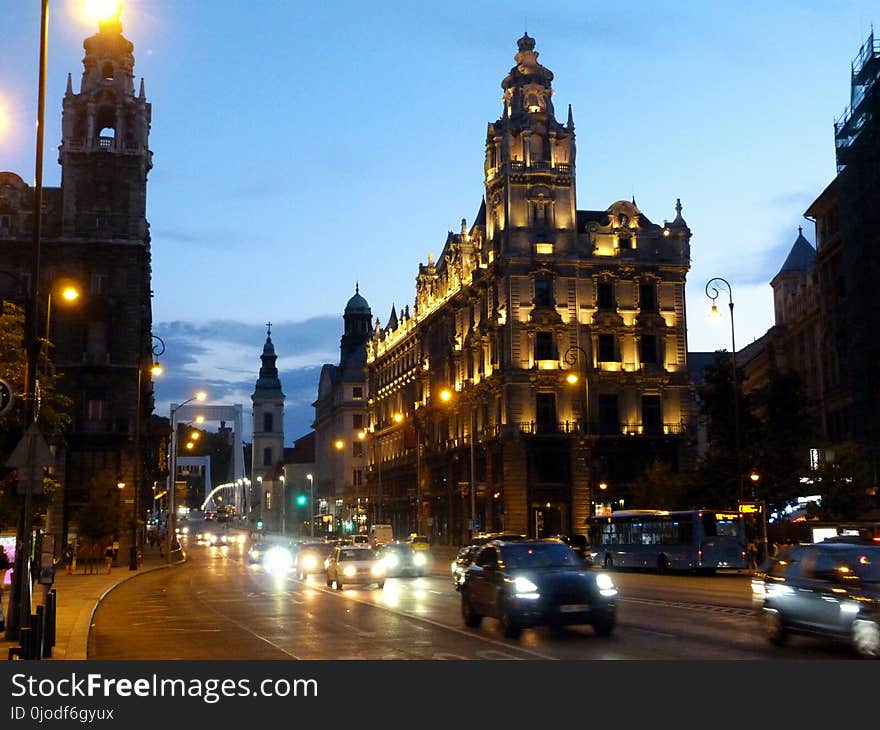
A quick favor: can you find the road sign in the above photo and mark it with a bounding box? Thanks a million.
[7,423,54,496]
[0,378,12,415]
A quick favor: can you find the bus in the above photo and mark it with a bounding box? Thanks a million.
[585,509,748,573]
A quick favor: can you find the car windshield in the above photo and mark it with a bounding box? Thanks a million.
[501,542,581,569]
[303,544,333,556]
[339,549,374,561]
[383,544,411,554]
[410,536,428,544]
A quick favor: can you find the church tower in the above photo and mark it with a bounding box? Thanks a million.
[483,33,577,255]
[340,283,373,367]
[59,10,152,238]
[251,324,285,487]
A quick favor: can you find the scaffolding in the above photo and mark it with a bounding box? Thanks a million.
[834,30,879,172]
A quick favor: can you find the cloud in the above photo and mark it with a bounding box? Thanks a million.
[152,317,340,443]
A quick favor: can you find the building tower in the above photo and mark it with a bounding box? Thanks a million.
[60,11,152,239]
[313,287,373,534]
[251,324,285,515]
[0,10,155,559]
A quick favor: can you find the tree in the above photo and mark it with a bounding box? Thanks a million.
[0,301,73,531]
[810,442,874,521]
[630,459,694,510]
[75,473,123,554]
[749,368,816,513]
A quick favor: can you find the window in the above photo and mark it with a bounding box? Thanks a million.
[598,394,619,435]
[598,334,616,362]
[87,399,104,422]
[353,469,363,487]
[353,442,364,458]
[263,447,273,467]
[352,386,363,400]
[534,331,556,361]
[597,281,615,310]
[534,278,553,307]
[535,393,556,431]
[352,414,364,430]
[640,335,658,365]
[265,490,272,511]
[642,395,662,435]
[263,412,273,432]
[86,321,108,359]
[639,282,658,312]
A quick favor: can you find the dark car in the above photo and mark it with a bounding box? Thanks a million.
[550,534,589,560]
[459,539,618,639]
[752,542,880,657]
[375,542,428,577]
[294,541,335,581]
[451,545,481,590]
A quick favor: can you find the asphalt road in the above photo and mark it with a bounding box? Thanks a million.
[87,536,859,660]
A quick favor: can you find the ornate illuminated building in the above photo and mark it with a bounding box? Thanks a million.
[0,14,155,556]
[364,35,694,542]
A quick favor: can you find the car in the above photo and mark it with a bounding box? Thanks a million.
[451,544,481,590]
[471,532,528,545]
[294,541,335,581]
[351,534,371,545]
[549,534,589,560]
[406,535,431,552]
[459,539,618,639]
[375,542,428,577]
[752,541,880,658]
[326,545,386,590]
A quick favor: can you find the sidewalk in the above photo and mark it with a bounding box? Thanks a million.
[1,546,183,661]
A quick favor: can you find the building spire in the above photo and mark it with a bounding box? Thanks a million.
[266,321,272,337]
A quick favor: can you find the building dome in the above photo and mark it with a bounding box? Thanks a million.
[345,283,371,314]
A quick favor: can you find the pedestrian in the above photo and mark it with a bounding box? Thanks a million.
[62,543,74,575]
[104,541,114,573]
[0,545,8,632]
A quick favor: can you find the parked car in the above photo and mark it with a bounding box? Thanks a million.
[752,542,880,657]
[459,539,618,639]
[326,545,386,590]
[375,542,428,577]
[295,542,335,581]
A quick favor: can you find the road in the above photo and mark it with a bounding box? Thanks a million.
[88,533,857,660]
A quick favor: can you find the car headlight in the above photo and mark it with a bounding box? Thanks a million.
[512,576,539,598]
[182,527,189,535]
[371,563,386,577]
[263,546,293,575]
[384,554,400,568]
[301,555,317,571]
[413,553,427,567]
[343,565,357,577]
[595,572,618,596]
[451,561,458,573]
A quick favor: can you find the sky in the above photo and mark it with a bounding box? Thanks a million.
[0,0,875,444]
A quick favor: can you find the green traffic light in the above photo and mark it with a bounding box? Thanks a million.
[296,494,307,506]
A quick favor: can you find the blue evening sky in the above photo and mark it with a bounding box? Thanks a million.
[1,0,875,442]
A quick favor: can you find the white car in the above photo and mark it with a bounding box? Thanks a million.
[326,546,385,590]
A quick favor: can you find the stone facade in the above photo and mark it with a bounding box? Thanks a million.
[365,35,694,542]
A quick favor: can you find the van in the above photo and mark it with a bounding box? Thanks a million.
[369,524,394,545]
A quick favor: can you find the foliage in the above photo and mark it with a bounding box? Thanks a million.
[0,301,73,530]
[74,472,122,550]
[630,459,695,510]
[810,442,874,521]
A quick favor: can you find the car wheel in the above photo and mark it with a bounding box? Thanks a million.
[852,619,880,658]
[763,608,787,646]
[657,555,669,574]
[335,580,343,590]
[592,611,615,637]
[377,581,385,589]
[498,597,522,639]
[461,591,482,628]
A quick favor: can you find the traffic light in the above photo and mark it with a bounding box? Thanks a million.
[256,520,263,530]
[296,494,307,507]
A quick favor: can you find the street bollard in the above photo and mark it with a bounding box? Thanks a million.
[32,607,44,661]
[18,627,31,659]
[43,593,54,658]
[46,589,57,651]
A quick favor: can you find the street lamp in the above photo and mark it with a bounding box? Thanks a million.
[130,333,164,570]
[705,277,744,502]
[167,390,207,562]
[307,473,314,537]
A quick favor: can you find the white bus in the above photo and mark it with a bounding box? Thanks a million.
[586,509,748,573]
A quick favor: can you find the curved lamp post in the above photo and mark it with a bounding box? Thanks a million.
[129,334,164,570]
[705,277,744,502]
[167,390,207,562]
